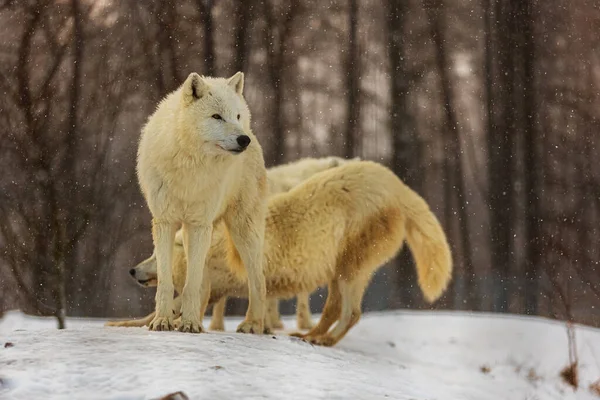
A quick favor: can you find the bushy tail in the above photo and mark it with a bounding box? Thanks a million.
[402,189,453,303]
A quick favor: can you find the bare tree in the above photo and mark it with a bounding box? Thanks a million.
[0,0,142,326]
[196,0,217,75]
[484,0,515,312]
[423,0,476,309]
[262,0,300,165]
[343,0,360,159]
[518,0,540,315]
[386,0,421,307]
[233,0,253,74]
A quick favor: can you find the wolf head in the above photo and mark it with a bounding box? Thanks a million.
[178,71,253,155]
[129,252,158,287]
[129,230,185,287]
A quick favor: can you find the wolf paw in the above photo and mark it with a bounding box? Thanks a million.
[236,319,264,334]
[208,321,225,331]
[271,320,284,330]
[149,316,175,331]
[262,326,273,335]
[179,318,204,334]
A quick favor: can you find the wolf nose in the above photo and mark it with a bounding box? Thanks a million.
[236,135,251,148]
[129,268,136,277]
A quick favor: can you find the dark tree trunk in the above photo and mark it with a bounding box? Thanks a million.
[517,0,539,315]
[424,0,476,310]
[344,0,360,159]
[156,0,180,89]
[271,81,285,165]
[386,0,421,308]
[52,0,86,329]
[485,0,514,313]
[262,0,299,166]
[197,0,216,75]
[233,0,252,74]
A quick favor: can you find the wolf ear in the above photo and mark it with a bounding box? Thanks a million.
[227,71,244,95]
[183,72,207,104]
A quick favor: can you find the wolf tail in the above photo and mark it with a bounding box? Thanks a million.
[401,187,453,303]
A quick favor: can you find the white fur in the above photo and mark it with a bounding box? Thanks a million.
[136,72,268,334]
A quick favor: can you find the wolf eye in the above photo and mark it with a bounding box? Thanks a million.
[237,114,240,120]
[212,114,223,120]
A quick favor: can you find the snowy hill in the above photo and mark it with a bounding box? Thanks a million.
[1,310,599,400]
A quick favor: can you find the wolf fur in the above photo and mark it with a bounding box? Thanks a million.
[119,161,452,346]
[136,71,268,334]
[109,156,357,331]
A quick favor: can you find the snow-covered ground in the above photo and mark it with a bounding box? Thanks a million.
[1,310,599,400]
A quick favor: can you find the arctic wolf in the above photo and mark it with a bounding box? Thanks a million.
[109,156,357,331]
[114,161,453,346]
[137,71,268,334]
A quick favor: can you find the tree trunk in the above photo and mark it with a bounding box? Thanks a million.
[485,0,514,313]
[424,0,476,310]
[198,0,216,75]
[271,81,285,165]
[517,0,539,315]
[386,0,421,308]
[156,1,180,89]
[344,0,360,159]
[233,0,251,73]
[262,0,299,166]
[63,0,84,313]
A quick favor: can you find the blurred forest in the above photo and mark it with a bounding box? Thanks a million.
[0,0,599,328]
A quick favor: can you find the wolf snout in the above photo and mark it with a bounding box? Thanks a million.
[236,135,251,149]
[129,268,136,277]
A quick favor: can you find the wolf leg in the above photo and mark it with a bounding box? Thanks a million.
[209,297,227,331]
[310,278,367,347]
[291,281,340,339]
[149,221,177,331]
[178,223,212,333]
[266,298,283,331]
[296,292,314,330]
[226,211,267,334]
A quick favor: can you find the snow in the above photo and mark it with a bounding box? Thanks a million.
[1,310,599,400]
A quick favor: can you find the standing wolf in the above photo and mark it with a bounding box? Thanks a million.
[137,72,268,334]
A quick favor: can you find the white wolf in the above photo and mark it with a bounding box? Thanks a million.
[137,72,268,334]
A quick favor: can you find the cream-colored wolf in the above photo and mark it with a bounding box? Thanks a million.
[137,72,268,334]
[110,156,356,331]
[113,161,452,346]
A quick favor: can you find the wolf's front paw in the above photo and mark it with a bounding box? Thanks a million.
[149,316,175,331]
[236,319,264,334]
[263,326,273,335]
[179,318,204,334]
